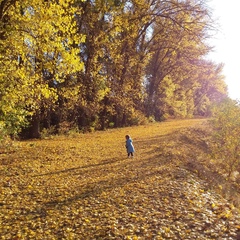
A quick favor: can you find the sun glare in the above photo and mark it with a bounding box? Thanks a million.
[208,0,240,100]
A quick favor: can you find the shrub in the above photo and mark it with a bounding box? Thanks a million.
[40,126,56,139]
[108,122,115,128]
[148,115,156,123]
[209,98,240,179]
[127,110,148,126]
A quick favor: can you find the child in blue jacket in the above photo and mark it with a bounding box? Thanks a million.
[125,135,135,158]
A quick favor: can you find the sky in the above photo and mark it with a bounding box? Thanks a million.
[207,0,240,100]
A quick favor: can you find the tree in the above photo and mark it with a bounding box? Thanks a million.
[102,0,151,127]
[0,0,85,137]
[193,61,227,116]
[0,0,230,138]
[145,0,214,120]
[210,98,240,179]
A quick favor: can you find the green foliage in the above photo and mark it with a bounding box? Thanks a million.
[0,107,29,136]
[0,121,18,154]
[0,121,7,141]
[210,98,240,178]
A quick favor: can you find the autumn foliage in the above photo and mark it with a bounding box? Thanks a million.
[0,0,227,138]
[210,99,240,179]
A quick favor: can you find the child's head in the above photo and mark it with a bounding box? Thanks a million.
[125,135,130,139]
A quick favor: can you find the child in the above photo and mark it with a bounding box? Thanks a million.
[125,135,135,158]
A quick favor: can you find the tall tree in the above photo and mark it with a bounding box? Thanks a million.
[193,61,227,115]
[144,0,220,119]
[0,0,229,138]
[0,0,85,137]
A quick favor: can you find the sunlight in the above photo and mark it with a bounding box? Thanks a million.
[208,0,240,100]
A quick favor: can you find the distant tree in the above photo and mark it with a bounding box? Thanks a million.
[145,0,213,119]
[193,61,227,116]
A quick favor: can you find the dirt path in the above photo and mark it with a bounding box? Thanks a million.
[0,119,239,239]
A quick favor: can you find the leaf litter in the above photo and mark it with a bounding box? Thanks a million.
[0,119,239,239]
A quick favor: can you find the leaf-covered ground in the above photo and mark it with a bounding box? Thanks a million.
[0,119,239,239]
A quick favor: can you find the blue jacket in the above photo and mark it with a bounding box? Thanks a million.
[126,138,135,153]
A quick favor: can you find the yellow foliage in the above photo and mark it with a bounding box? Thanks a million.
[0,0,86,135]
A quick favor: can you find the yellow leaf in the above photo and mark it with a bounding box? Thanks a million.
[84,218,90,223]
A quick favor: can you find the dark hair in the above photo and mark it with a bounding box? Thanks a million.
[125,135,130,139]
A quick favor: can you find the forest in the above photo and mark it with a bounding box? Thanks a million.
[0,0,228,139]
[1,1,240,238]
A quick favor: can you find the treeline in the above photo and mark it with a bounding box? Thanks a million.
[0,0,227,138]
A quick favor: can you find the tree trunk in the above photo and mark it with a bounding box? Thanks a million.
[30,114,41,138]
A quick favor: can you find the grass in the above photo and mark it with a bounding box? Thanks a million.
[0,118,239,239]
